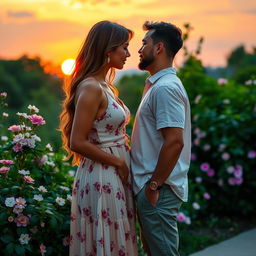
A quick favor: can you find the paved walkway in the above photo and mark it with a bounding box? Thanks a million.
[189,228,256,256]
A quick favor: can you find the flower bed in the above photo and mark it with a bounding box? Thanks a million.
[0,93,73,255]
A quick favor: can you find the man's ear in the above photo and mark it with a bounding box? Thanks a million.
[156,42,164,55]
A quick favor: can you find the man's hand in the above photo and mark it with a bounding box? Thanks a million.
[145,184,159,206]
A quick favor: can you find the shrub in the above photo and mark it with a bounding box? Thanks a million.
[178,57,256,223]
[0,93,74,256]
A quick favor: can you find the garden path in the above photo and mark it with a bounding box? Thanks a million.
[189,228,256,256]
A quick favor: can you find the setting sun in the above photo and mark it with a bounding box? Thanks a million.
[61,58,75,75]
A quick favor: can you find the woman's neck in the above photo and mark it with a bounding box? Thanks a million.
[94,66,110,84]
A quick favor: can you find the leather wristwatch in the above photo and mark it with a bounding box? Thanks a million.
[148,180,161,191]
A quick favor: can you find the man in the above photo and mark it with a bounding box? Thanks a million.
[131,21,191,256]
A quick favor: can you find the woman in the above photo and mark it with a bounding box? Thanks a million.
[60,21,138,255]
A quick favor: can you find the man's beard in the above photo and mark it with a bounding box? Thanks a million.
[138,52,155,70]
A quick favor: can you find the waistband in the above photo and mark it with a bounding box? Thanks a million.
[97,138,128,148]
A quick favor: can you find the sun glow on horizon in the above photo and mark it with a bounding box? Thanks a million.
[61,58,75,75]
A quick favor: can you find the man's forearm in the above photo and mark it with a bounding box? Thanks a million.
[150,140,183,186]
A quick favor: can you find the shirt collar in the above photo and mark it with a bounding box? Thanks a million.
[148,67,176,85]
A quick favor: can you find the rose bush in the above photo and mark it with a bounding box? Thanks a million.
[177,57,256,227]
[0,93,74,256]
[1,56,255,255]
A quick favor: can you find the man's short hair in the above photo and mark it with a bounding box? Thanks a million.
[143,21,183,58]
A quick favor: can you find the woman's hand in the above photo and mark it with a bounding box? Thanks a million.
[116,159,129,184]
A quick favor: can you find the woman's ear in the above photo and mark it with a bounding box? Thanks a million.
[106,52,111,64]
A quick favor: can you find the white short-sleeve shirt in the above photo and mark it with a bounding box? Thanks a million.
[131,67,191,202]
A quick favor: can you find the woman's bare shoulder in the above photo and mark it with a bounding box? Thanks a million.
[76,77,103,98]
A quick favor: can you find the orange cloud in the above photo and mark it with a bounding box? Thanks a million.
[0,0,255,68]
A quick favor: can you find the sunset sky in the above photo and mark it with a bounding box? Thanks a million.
[0,0,255,70]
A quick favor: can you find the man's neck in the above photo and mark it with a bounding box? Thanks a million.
[148,59,173,76]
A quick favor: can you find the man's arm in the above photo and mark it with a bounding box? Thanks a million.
[145,127,184,206]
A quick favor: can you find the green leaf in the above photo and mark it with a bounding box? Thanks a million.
[49,217,57,228]
[0,188,10,193]
[24,244,32,252]
[5,243,15,254]
[0,212,8,222]
[30,215,39,225]
[45,209,54,215]
[15,245,25,255]
[1,234,14,243]
[11,185,21,191]
[16,228,28,236]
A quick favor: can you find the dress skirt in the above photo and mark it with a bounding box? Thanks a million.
[69,144,138,256]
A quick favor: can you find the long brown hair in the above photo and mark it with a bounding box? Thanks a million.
[60,21,133,165]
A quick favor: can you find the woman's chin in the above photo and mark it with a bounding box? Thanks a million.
[115,64,125,70]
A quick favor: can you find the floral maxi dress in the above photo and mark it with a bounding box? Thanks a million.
[69,91,138,256]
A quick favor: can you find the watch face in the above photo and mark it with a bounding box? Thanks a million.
[149,181,158,191]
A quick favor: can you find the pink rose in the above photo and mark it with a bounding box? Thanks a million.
[203,192,211,200]
[0,160,14,165]
[16,197,26,208]
[40,243,47,255]
[0,92,7,98]
[207,169,215,177]
[14,214,29,227]
[234,169,243,178]
[8,216,14,222]
[24,175,35,184]
[222,152,230,161]
[195,177,202,183]
[248,150,256,159]
[0,166,10,174]
[217,78,228,85]
[13,143,23,152]
[8,125,21,132]
[191,153,197,161]
[200,162,210,172]
[28,114,46,125]
[235,177,243,185]
[228,177,236,185]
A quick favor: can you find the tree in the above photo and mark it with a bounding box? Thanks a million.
[0,56,64,148]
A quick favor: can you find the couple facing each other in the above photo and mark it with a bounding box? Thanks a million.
[60,20,191,256]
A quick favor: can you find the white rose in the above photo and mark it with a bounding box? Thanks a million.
[28,105,39,113]
[18,169,30,175]
[55,197,65,206]
[19,234,30,245]
[38,186,48,193]
[1,136,8,141]
[5,197,16,207]
[45,143,53,151]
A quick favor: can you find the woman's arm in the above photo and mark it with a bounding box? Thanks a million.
[70,80,129,183]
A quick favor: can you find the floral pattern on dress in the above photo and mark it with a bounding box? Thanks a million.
[70,91,137,256]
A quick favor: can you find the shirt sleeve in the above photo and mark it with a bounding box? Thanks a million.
[150,85,185,130]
